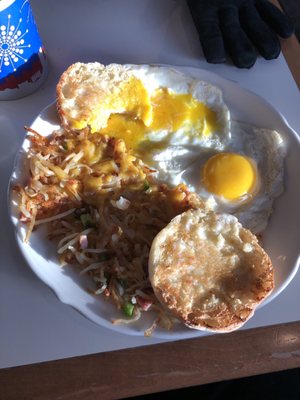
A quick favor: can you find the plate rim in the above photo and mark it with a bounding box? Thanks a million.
[7,64,300,339]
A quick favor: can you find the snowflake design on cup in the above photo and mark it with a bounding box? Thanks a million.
[0,13,31,72]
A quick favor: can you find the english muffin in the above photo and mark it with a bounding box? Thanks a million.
[149,209,274,332]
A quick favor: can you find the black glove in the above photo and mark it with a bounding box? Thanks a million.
[187,0,294,68]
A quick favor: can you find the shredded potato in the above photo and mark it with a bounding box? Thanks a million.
[14,126,205,334]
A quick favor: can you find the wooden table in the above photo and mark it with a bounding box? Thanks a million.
[280,29,300,88]
[1,1,300,399]
[1,321,300,400]
[273,0,300,88]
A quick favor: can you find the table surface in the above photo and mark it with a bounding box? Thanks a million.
[1,1,300,399]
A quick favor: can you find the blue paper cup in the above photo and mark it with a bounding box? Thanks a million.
[0,0,48,100]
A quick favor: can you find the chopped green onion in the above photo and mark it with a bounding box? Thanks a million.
[122,302,134,317]
[99,253,111,262]
[143,179,150,191]
[80,213,95,228]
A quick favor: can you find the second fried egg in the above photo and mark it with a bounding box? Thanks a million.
[178,122,286,234]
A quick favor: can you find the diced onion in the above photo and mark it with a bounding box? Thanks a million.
[110,196,130,210]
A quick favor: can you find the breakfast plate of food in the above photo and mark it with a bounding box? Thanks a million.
[9,63,300,338]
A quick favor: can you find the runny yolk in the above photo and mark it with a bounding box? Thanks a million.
[100,88,220,154]
[150,88,220,136]
[202,153,257,201]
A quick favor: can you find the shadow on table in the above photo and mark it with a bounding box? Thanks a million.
[127,367,300,400]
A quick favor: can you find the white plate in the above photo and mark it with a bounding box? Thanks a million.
[9,65,300,339]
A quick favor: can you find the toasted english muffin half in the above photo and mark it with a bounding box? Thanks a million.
[56,62,152,132]
[149,209,274,332]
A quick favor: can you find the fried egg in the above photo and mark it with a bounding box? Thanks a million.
[58,62,231,181]
[99,64,231,163]
[178,122,286,234]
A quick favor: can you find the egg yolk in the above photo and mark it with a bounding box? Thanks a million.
[78,76,153,133]
[100,88,220,154]
[118,77,153,127]
[150,88,219,136]
[202,153,257,201]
